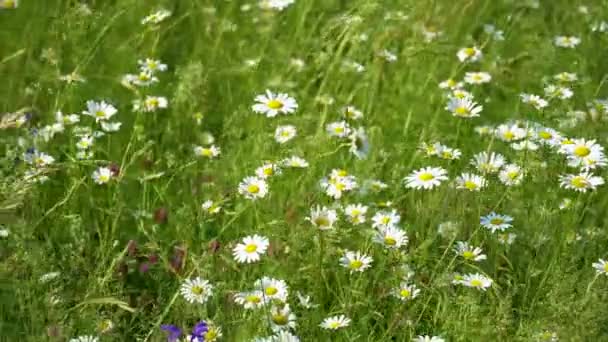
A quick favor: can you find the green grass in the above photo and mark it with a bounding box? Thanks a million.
[2,0,608,341]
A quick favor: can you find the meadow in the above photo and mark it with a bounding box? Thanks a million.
[2,0,608,341]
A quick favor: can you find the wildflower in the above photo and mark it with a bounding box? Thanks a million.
[233,235,269,263]
[55,111,80,125]
[404,166,449,190]
[349,127,370,159]
[559,172,604,192]
[439,78,463,90]
[281,156,309,168]
[326,121,351,138]
[554,36,581,48]
[480,212,513,232]
[39,272,61,283]
[269,304,297,331]
[97,319,114,334]
[537,330,559,342]
[520,94,549,110]
[76,135,94,150]
[544,84,573,100]
[559,198,574,210]
[296,291,317,309]
[180,277,213,304]
[133,96,168,112]
[445,97,482,118]
[534,127,562,146]
[455,173,487,191]
[483,24,504,40]
[495,124,526,142]
[0,0,18,9]
[320,315,351,330]
[379,49,398,62]
[260,0,295,11]
[69,337,98,342]
[497,232,517,245]
[562,138,604,168]
[372,210,400,229]
[138,58,168,74]
[202,200,221,214]
[471,151,505,174]
[460,273,493,290]
[320,171,357,199]
[161,325,182,342]
[393,282,420,301]
[252,90,298,117]
[413,336,445,342]
[554,72,578,83]
[290,58,306,71]
[142,9,172,25]
[238,176,268,199]
[511,139,539,151]
[83,100,117,122]
[474,125,494,136]
[592,259,608,275]
[344,203,368,225]
[454,241,487,262]
[457,46,483,63]
[194,145,221,158]
[255,277,289,303]
[24,150,55,168]
[203,323,222,342]
[274,125,297,144]
[464,71,491,84]
[92,167,113,184]
[374,226,408,249]
[340,250,373,273]
[255,163,282,179]
[499,164,524,186]
[235,290,265,309]
[100,121,122,132]
[306,206,338,230]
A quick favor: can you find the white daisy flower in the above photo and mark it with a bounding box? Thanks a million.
[201,200,221,214]
[413,335,445,342]
[326,121,351,138]
[340,250,373,273]
[296,291,317,309]
[232,235,269,263]
[554,72,578,83]
[306,206,338,230]
[179,277,213,304]
[445,97,483,118]
[544,84,573,100]
[520,93,548,110]
[342,106,363,120]
[83,100,117,122]
[55,111,80,125]
[372,210,400,229]
[534,127,562,146]
[344,203,368,225]
[100,121,122,132]
[463,71,491,84]
[379,49,398,62]
[455,173,487,191]
[252,90,298,117]
[238,176,268,200]
[256,277,289,303]
[470,151,505,174]
[439,78,463,90]
[592,259,608,275]
[274,125,297,144]
[269,304,297,331]
[480,212,513,232]
[511,139,539,151]
[456,46,483,63]
[76,135,94,150]
[404,166,449,190]
[138,58,168,74]
[460,273,493,290]
[255,163,282,179]
[141,9,172,25]
[281,156,309,168]
[554,35,581,48]
[495,124,526,142]
[133,96,168,112]
[498,164,524,186]
[373,226,408,249]
[69,336,98,342]
[194,145,221,158]
[393,283,420,302]
[559,172,604,192]
[24,150,55,168]
[92,167,113,184]
[454,241,487,262]
[234,290,265,309]
[320,315,350,330]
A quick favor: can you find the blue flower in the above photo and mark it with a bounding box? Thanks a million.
[161,324,182,342]
[191,321,208,341]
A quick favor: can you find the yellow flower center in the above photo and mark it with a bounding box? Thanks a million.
[464,181,478,190]
[247,184,260,194]
[244,244,258,253]
[349,260,363,269]
[455,106,469,116]
[539,131,552,140]
[384,236,397,246]
[400,289,411,298]
[574,146,591,157]
[464,47,476,56]
[381,217,391,225]
[442,151,453,159]
[507,171,519,180]
[95,110,106,118]
[263,167,273,176]
[561,139,574,145]
[201,148,212,157]
[191,286,204,295]
[314,217,329,227]
[470,279,483,287]
[138,73,150,81]
[490,218,504,225]
[246,295,261,303]
[503,131,514,140]
[334,126,345,134]
[335,182,346,191]
[99,175,110,183]
[570,176,588,188]
[4,0,15,8]
[147,98,159,107]
[267,99,283,109]
[204,330,217,339]
[446,79,456,87]
[265,287,278,296]
[604,263,608,272]
[337,170,348,177]
[462,251,474,260]
[272,314,288,325]
[419,172,435,181]
[329,321,340,329]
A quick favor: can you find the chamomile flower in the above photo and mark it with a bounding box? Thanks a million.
[194,145,221,158]
[499,164,524,186]
[76,135,94,150]
[344,204,368,225]
[554,36,581,48]
[511,139,539,151]
[320,172,357,199]
[100,121,122,132]
[413,336,445,342]
[138,58,168,74]
[471,151,505,174]
[480,212,513,232]
[474,125,494,136]
[544,84,573,100]
[349,127,370,159]
[457,46,483,63]
[0,0,18,9]
[320,315,350,330]
[495,124,526,142]
[460,273,493,290]
[393,283,420,301]
[367,179,388,192]
[238,177,268,199]
[445,97,483,118]
[133,96,168,112]
[372,210,400,229]
[281,156,309,168]
[404,166,449,190]
[559,172,604,192]
[255,163,282,179]
[454,241,487,262]
[232,235,269,263]
[141,9,172,25]
[563,139,604,168]
[274,125,297,144]
[256,277,289,303]
[342,106,363,120]
[69,336,98,342]
[252,90,298,117]
[484,24,505,40]
[260,0,295,11]
[592,259,608,275]
[234,291,265,309]
[520,94,549,110]
[374,226,408,249]
[554,72,578,83]
[83,100,117,122]
[92,167,113,185]
[55,111,80,125]
[201,200,221,214]
[340,250,373,273]
[534,127,562,146]
[180,277,214,304]
[326,121,351,138]
[203,323,223,342]
[437,146,461,160]
[24,150,55,168]
[269,304,297,331]
[497,232,517,245]
[306,206,338,230]
[296,292,317,309]
[439,78,463,90]
[464,71,491,84]
[455,173,487,191]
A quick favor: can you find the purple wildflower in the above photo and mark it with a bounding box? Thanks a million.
[161,324,182,342]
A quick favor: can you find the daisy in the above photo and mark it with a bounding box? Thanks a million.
[24,150,55,168]
[179,277,213,304]
[592,259,608,275]
[554,72,578,83]
[238,176,268,199]
[133,96,168,112]
[579,153,608,171]
[232,235,269,263]
[203,323,223,342]
[511,139,539,151]
[495,124,526,142]
[342,106,363,120]
[281,156,309,168]
[373,226,408,249]
[138,58,168,74]
[92,167,113,184]
[497,232,517,245]
[460,273,493,290]
[404,166,449,190]
[320,173,357,199]
[437,146,461,160]
[554,36,581,48]
[474,125,494,136]
[563,138,604,167]
[83,100,117,122]
[252,90,298,117]
[349,127,370,159]
[471,151,505,174]
[0,0,18,9]
[413,336,445,342]
[464,71,491,84]
[455,173,487,191]
[234,290,265,309]
[520,94,548,110]
[559,172,604,192]
[269,304,297,331]
[344,204,368,225]
[498,164,524,186]
[320,315,350,330]
[255,163,282,179]
[445,97,482,118]
[55,111,80,125]
[480,212,513,232]
[326,121,351,138]
[372,210,401,229]
[456,46,483,63]
[534,127,562,146]
[454,241,487,262]
[274,125,297,144]
[69,336,98,342]
[379,49,398,62]
[123,72,159,87]
[393,282,420,302]
[260,0,295,11]
[340,250,373,273]
[201,200,221,214]
[544,84,573,100]
[439,78,463,90]
[367,179,388,192]
[100,121,122,132]
[194,145,221,158]
[306,206,338,230]
[141,9,172,25]
[256,277,289,303]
